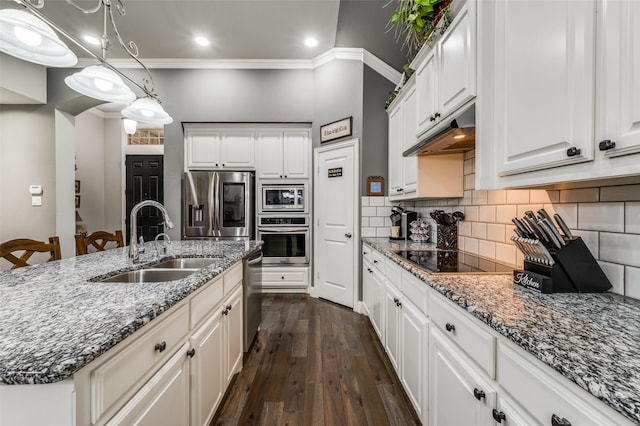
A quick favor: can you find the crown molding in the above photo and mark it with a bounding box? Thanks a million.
[75,48,401,84]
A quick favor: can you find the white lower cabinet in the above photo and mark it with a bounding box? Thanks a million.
[223,285,243,386]
[362,258,384,340]
[106,343,191,426]
[429,326,496,426]
[399,297,429,421]
[384,281,402,372]
[261,266,309,292]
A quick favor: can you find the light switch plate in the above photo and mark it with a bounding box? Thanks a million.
[32,196,42,206]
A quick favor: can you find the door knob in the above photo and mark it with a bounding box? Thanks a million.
[345,233,352,238]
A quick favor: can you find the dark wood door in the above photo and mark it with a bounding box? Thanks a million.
[125,155,164,244]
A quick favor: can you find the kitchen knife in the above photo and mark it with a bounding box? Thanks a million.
[521,237,544,264]
[511,236,531,261]
[537,208,554,223]
[516,218,537,239]
[512,218,530,236]
[513,227,526,239]
[523,215,550,244]
[541,218,566,247]
[532,239,555,265]
[516,237,538,263]
[539,219,564,250]
[553,213,574,240]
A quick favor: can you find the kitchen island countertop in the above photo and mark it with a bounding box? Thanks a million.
[0,240,261,386]
[363,237,640,424]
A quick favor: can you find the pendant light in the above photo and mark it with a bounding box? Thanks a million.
[122,118,137,135]
[122,97,173,125]
[65,65,135,102]
[0,9,77,67]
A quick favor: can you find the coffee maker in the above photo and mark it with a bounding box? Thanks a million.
[390,206,418,240]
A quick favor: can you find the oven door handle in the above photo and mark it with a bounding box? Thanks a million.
[258,227,309,233]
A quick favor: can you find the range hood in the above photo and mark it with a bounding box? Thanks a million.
[403,104,475,157]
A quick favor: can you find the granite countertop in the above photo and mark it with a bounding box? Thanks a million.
[363,237,640,424]
[0,240,261,386]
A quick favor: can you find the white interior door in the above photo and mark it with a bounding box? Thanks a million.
[314,139,359,308]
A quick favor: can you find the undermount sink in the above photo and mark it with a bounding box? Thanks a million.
[98,268,198,283]
[151,257,220,269]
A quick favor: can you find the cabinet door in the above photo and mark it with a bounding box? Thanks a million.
[400,302,429,424]
[190,311,224,426]
[429,327,496,426]
[401,82,418,195]
[416,49,439,134]
[256,132,284,179]
[186,130,220,169]
[370,267,385,341]
[387,104,403,198]
[224,285,243,385]
[596,0,640,158]
[492,0,595,176]
[384,282,401,372]
[438,1,476,117]
[106,343,190,426]
[220,131,255,168]
[283,131,310,179]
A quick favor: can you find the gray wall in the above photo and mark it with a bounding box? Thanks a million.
[362,65,393,194]
[75,110,105,233]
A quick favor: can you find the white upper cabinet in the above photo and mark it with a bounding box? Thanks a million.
[185,125,255,170]
[388,101,403,196]
[416,0,477,137]
[401,81,418,196]
[256,130,310,179]
[492,0,596,176]
[596,0,640,159]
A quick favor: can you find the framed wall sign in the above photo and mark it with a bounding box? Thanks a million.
[367,176,385,196]
[320,117,352,143]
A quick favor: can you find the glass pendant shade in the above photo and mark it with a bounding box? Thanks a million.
[65,65,136,102]
[122,98,173,125]
[0,9,77,67]
[122,118,137,135]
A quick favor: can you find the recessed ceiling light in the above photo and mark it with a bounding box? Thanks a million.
[83,35,100,46]
[194,36,210,47]
[304,37,318,48]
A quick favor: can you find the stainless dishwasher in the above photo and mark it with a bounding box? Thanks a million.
[243,249,262,352]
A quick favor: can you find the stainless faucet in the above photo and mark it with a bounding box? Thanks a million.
[129,200,174,263]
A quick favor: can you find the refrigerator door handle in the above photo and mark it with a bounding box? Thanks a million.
[212,172,220,236]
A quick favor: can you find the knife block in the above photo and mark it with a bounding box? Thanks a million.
[514,237,612,294]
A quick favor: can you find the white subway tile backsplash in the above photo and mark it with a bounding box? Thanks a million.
[464,206,479,222]
[552,203,578,228]
[625,266,640,299]
[472,190,488,205]
[496,205,517,224]
[529,190,551,204]
[600,184,640,202]
[459,190,473,206]
[464,158,475,175]
[487,223,506,243]
[464,237,479,254]
[361,206,377,217]
[472,222,487,239]
[578,202,624,232]
[361,197,370,207]
[598,261,624,295]
[516,204,543,218]
[376,207,390,217]
[495,243,517,265]
[459,220,472,237]
[506,190,529,205]
[570,230,599,259]
[478,240,496,259]
[560,188,600,203]
[600,232,640,268]
[376,227,390,238]
[369,197,386,207]
[362,227,377,237]
[625,202,640,234]
[479,206,496,223]
[464,150,475,160]
[369,217,385,227]
[361,217,370,227]
[488,190,507,205]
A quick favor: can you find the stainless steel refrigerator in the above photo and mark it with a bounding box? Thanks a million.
[183,171,254,239]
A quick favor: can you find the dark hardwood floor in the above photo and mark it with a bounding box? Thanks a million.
[212,294,421,425]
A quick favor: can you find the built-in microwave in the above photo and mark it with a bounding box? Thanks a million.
[261,183,307,213]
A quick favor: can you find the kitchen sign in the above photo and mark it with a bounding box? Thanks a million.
[328,167,343,178]
[320,117,352,143]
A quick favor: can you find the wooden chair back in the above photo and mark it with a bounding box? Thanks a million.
[0,236,62,269]
[75,230,125,255]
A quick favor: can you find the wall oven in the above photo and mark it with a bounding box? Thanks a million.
[257,216,309,265]
[261,183,307,213]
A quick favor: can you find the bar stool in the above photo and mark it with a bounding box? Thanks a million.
[0,236,62,269]
[75,230,125,255]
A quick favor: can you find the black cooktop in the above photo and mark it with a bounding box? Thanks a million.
[391,249,514,274]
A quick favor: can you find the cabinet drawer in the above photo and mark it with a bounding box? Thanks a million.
[402,272,428,316]
[262,267,308,289]
[90,304,189,423]
[498,343,620,426]
[223,263,242,295]
[429,293,496,378]
[191,277,224,328]
[371,250,386,274]
[385,258,402,287]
